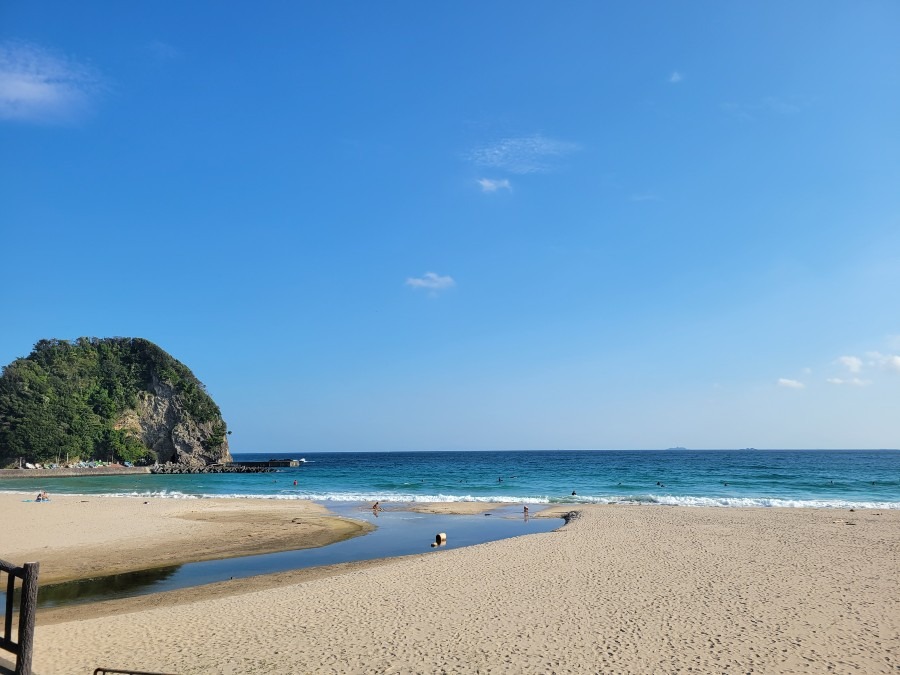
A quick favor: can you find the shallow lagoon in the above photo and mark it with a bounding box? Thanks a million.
[33,503,561,608]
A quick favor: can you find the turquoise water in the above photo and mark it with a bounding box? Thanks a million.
[3,449,898,607]
[3,449,899,509]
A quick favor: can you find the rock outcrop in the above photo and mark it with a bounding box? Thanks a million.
[116,375,231,468]
[0,337,232,468]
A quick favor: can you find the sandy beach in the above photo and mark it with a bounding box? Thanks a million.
[2,494,898,674]
[1,493,372,584]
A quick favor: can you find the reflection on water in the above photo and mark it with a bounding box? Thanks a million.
[9,504,560,609]
[37,565,180,608]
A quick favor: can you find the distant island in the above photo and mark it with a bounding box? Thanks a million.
[0,337,231,469]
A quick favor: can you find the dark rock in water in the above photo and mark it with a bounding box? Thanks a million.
[150,463,273,474]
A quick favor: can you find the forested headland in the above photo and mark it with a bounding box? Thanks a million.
[0,337,231,468]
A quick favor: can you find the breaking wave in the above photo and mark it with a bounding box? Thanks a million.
[6,488,897,510]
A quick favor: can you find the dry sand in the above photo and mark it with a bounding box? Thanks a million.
[3,494,898,674]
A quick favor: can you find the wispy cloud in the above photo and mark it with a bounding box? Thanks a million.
[786,347,900,390]
[827,377,870,387]
[868,352,900,373]
[837,355,863,374]
[406,272,455,293]
[629,193,660,202]
[722,96,801,122]
[477,178,511,193]
[721,102,753,121]
[467,134,580,174]
[669,71,683,84]
[0,40,102,123]
[761,96,800,115]
[147,40,180,61]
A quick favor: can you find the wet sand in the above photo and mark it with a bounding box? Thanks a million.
[3,496,896,674]
[1,493,371,584]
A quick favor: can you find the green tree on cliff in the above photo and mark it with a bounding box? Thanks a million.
[0,337,228,467]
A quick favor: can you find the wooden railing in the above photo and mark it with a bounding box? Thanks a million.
[0,559,39,675]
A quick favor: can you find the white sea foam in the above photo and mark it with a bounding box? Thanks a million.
[101,492,900,509]
[2,488,897,510]
[260,492,550,504]
[79,491,198,499]
[646,494,900,509]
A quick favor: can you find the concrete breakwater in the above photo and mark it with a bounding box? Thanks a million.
[150,464,275,474]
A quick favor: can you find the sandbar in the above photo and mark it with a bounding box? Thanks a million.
[404,501,514,515]
[0,493,371,584]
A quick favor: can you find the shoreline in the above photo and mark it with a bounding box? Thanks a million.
[1,493,374,584]
[0,466,151,479]
[3,490,895,587]
[2,493,563,586]
[22,502,900,674]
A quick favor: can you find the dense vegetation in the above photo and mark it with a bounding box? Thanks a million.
[0,337,227,467]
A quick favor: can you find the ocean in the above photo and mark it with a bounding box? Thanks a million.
[4,449,899,606]
[2,449,899,509]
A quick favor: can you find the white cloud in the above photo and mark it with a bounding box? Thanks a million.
[0,41,102,123]
[827,377,870,387]
[837,355,863,374]
[467,134,580,174]
[477,178,511,193]
[405,272,455,292]
[777,378,805,389]
[868,352,900,373]
[669,71,682,84]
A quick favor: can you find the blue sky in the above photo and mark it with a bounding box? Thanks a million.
[1,2,899,451]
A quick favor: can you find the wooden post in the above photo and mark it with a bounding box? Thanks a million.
[15,562,38,675]
[3,569,13,645]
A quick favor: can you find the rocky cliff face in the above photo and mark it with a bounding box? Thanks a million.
[116,376,231,468]
[0,337,232,468]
